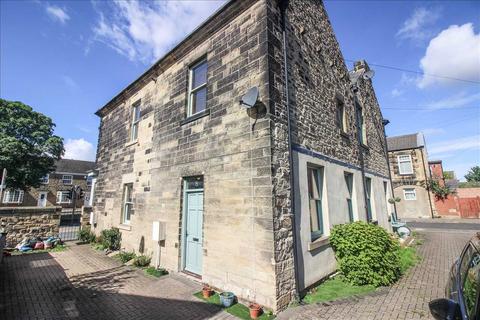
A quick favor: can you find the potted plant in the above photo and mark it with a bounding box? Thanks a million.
[219,292,235,308]
[249,303,262,319]
[202,284,214,298]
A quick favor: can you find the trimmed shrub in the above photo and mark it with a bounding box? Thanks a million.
[78,227,96,243]
[133,255,151,267]
[116,251,136,263]
[100,228,121,251]
[329,221,401,287]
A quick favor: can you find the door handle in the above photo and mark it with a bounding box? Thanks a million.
[193,237,199,242]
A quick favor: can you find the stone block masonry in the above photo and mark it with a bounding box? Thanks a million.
[0,206,61,247]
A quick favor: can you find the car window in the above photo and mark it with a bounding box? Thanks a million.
[461,244,480,319]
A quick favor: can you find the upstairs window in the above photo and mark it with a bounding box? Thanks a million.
[335,97,347,133]
[356,102,367,145]
[56,191,71,204]
[131,100,141,141]
[62,175,73,185]
[403,188,416,200]
[307,166,325,240]
[40,174,49,184]
[188,59,207,116]
[3,189,24,204]
[122,183,134,224]
[398,155,413,175]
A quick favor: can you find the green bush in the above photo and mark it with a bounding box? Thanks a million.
[145,266,168,277]
[100,228,122,251]
[78,227,96,243]
[329,221,401,287]
[133,255,151,267]
[116,251,136,263]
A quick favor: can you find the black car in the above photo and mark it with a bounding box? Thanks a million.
[430,232,480,320]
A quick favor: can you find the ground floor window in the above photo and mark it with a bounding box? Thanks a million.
[365,177,373,221]
[344,172,354,222]
[122,183,133,224]
[308,166,325,240]
[56,191,71,204]
[403,188,416,200]
[3,189,24,204]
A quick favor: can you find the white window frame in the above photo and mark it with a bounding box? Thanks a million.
[2,189,24,204]
[187,59,207,117]
[397,155,413,175]
[130,100,141,141]
[122,183,134,224]
[56,191,71,204]
[40,174,49,184]
[62,175,73,185]
[336,98,347,133]
[403,188,417,201]
[307,166,325,240]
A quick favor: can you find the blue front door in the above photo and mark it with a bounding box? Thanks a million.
[184,191,203,275]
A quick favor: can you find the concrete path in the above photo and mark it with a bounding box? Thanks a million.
[277,226,474,320]
[0,244,235,320]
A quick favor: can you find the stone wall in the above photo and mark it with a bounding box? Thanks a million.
[0,207,61,247]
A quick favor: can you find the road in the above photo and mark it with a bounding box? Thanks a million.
[408,221,480,231]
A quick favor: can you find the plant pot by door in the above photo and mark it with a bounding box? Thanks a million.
[219,292,235,308]
[249,303,262,319]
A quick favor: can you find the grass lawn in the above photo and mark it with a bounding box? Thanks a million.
[11,244,67,255]
[194,292,275,320]
[302,276,376,304]
[144,266,168,278]
[398,245,420,275]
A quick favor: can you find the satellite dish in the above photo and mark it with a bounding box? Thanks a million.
[240,87,259,108]
[363,70,375,80]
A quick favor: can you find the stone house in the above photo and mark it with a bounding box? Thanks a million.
[387,133,435,219]
[92,0,392,311]
[1,159,95,211]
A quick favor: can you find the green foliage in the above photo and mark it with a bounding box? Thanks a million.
[194,292,275,320]
[302,275,375,304]
[145,266,168,277]
[329,221,401,287]
[458,181,480,188]
[92,243,106,251]
[78,227,96,243]
[443,171,455,180]
[132,255,151,267]
[398,246,420,275]
[115,251,136,263]
[0,99,64,190]
[465,166,480,182]
[100,228,121,251]
[423,179,455,200]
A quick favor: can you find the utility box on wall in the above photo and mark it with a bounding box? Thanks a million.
[152,221,166,242]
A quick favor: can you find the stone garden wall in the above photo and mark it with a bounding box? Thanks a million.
[0,206,61,247]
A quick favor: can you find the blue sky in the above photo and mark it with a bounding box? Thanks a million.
[1,1,479,180]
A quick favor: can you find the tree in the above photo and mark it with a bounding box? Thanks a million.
[465,166,480,183]
[0,99,64,190]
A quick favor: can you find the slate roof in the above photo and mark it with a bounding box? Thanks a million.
[54,159,96,174]
[387,133,425,151]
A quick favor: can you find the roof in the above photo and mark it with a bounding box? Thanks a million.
[94,0,252,118]
[54,159,96,175]
[429,160,442,164]
[387,133,425,151]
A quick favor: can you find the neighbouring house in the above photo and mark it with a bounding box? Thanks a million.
[387,133,435,219]
[1,159,96,211]
[91,0,392,311]
[429,161,480,218]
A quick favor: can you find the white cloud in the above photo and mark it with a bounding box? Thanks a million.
[429,135,480,155]
[62,75,79,91]
[64,138,96,161]
[391,88,403,97]
[397,7,441,43]
[91,0,226,63]
[46,5,70,24]
[426,92,480,110]
[418,23,480,88]
[421,128,445,136]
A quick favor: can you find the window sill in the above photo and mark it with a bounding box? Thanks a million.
[360,143,369,150]
[180,109,210,126]
[125,140,138,148]
[308,236,330,252]
[118,224,131,231]
[340,131,350,139]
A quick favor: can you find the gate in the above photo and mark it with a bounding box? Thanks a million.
[59,212,81,241]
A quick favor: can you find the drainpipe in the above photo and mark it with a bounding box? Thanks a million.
[420,147,435,218]
[278,0,300,301]
[382,119,398,221]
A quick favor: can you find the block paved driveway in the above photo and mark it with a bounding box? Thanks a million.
[278,227,475,320]
[0,244,235,320]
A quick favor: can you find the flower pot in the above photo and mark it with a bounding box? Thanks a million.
[219,292,235,308]
[249,303,262,319]
[202,287,214,298]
